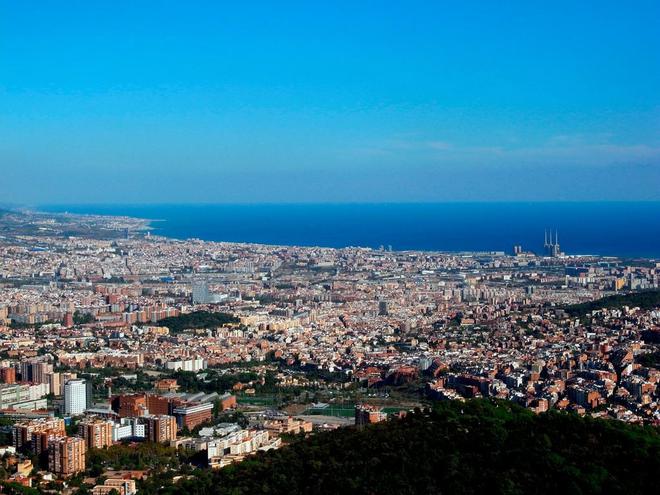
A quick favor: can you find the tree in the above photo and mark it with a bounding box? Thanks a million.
[73,310,95,325]
[136,399,660,495]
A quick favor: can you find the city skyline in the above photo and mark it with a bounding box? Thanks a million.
[2,1,659,204]
[0,208,658,493]
[1,3,659,492]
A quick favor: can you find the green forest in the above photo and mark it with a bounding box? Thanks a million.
[564,289,660,317]
[137,399,659,495]
[157,311,239,333]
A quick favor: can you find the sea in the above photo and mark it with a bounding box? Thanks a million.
[40,203,660,258]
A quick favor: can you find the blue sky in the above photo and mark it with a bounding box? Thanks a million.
[1,1,659,204]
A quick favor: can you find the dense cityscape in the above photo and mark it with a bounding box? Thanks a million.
[3,1,659,492]
[0,209,657,493]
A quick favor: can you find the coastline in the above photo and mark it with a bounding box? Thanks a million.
[34,202,660,259]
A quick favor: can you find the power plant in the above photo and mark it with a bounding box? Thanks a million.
[544,229,562,257]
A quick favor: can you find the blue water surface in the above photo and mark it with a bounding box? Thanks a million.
[40,203,660,258]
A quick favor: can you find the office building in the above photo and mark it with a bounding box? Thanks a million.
[111,394,148,417]
[172,402,213,430]
[378,299,389,316]
[191,279,211,304]
[64,379,87,415]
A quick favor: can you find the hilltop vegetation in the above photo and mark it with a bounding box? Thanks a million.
[564,289,660,317]
[157,311,239,333]
[87,442,181,476]
[638,350,660,367]
[140,399,660,495]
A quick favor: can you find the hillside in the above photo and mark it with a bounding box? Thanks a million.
[564,289,660,317]
[141,400,660,495]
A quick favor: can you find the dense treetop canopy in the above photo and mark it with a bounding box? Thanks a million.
[138,399,660,495]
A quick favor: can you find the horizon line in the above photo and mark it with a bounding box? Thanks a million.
[24,199,660,209]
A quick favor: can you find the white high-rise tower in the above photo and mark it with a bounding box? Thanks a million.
[64,379,87,415]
